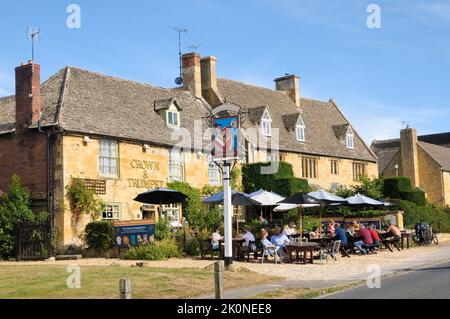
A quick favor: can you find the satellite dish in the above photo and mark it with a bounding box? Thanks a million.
[175,77,183,85]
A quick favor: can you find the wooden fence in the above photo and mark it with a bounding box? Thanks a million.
[15,221,53,261]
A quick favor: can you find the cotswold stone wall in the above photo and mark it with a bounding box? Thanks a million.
[55,134,210,249]
[418,146,445,206]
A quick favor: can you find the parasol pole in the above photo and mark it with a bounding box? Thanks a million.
[297,206,303,235]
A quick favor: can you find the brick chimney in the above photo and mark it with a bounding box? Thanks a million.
[182,52,202,98]
[15,61,41,131]
[200,56,223,107]
[274,75,301,107]
[400,128,420,187]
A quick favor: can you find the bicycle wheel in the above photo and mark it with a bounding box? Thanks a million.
[432,234,439,245]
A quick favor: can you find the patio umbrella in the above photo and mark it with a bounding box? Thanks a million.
[308,189,347,231]
[247,189,286,222]
[203,190,260,235]
[345,193,385,207]
[277,193,322,233]
[203,191,260,206]
[247,189,285,206]
[134,188,187,204]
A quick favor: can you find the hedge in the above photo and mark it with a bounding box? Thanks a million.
[273,178,310,197]
[382,177,426,206]
[394,200,450,233]
[242,162,309,195]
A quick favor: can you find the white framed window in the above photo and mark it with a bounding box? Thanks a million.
[296,116,306,142]
[99,139,119,177]
[208,164,221,186]
[169,148,184,182]
[261,110,272,137]
[346,127,355,149]
[167,110,180,128]
[102,203,121,220]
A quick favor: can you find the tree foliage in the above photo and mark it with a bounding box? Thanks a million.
[0,175,47,259]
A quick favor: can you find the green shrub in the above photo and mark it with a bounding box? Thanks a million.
[383,177,412,197]
[66,177,105,221]
[273,178,309,197]
[242,162,296,194]
[0,175,46,259]
[123,238,181,261]
[382,177,427,206]
[395,200,450,232]
[83,221,115,252]
[183,238,200,256]
[155,218,171,241]
[400,190,427,206]
[303,216,321,233]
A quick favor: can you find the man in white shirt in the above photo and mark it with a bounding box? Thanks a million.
[242,226,256,248]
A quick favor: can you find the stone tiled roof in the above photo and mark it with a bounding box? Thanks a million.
[0,67,212,149]
[217,78,377,162]
[372,132,450,173]
[0,68,66,133]
[418,142,450,171]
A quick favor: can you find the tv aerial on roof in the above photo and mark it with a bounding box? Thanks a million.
[27,26,41,61]
[168,25,188,86]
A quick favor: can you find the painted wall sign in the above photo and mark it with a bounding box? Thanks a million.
[114,220,155,247]
[130,159,160,171]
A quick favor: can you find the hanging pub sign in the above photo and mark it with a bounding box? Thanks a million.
[211,115,241,162]
[113,220,155,248]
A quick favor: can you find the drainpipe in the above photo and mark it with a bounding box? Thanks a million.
[38,120,53,228]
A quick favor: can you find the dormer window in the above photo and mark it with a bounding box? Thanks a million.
[296,116,306,142]
[346,127,355,149]
[261,110,272,137]
[167,110,179,128]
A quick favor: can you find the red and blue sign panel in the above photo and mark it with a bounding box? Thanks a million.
[212,115,240,162]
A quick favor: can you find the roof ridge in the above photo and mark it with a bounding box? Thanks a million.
[67,66,189,94]
[418,140,450,151]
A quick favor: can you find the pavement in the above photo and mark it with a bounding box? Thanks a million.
[322,260,450,299]
[196,243,450,299]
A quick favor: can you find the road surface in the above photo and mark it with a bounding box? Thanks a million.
[325,261,450,299]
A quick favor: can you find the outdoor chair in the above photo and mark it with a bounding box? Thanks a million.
[198,239,218,260]
[321,240,341,264]
[239,240,259,262]
[261,246,278,264]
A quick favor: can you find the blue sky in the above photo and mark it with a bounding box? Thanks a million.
[1,0,449,144]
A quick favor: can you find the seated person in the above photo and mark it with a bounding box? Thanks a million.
[259,215,269,226]
[334,223,348,245]
[271,226,291,258]
[352,220,361,232]
[368,224,381,246]
[282,225,291,236]
[327,219,336,237]
[344,224,355,237]
[260,229,275,256]
[353,225,373,255]
[309,228,321,239]
[211,228,223,251]
[289,222,297,234]
[240,226,256,250]
[387,222,401,239]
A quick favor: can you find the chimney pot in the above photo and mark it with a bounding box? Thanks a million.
[182,52,202,98]
[274,74,301,107]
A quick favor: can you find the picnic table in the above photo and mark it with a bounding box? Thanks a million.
[401,232,411,250]
[379,232,401,252]
[309,237,333,248]
[285,242,319,264]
